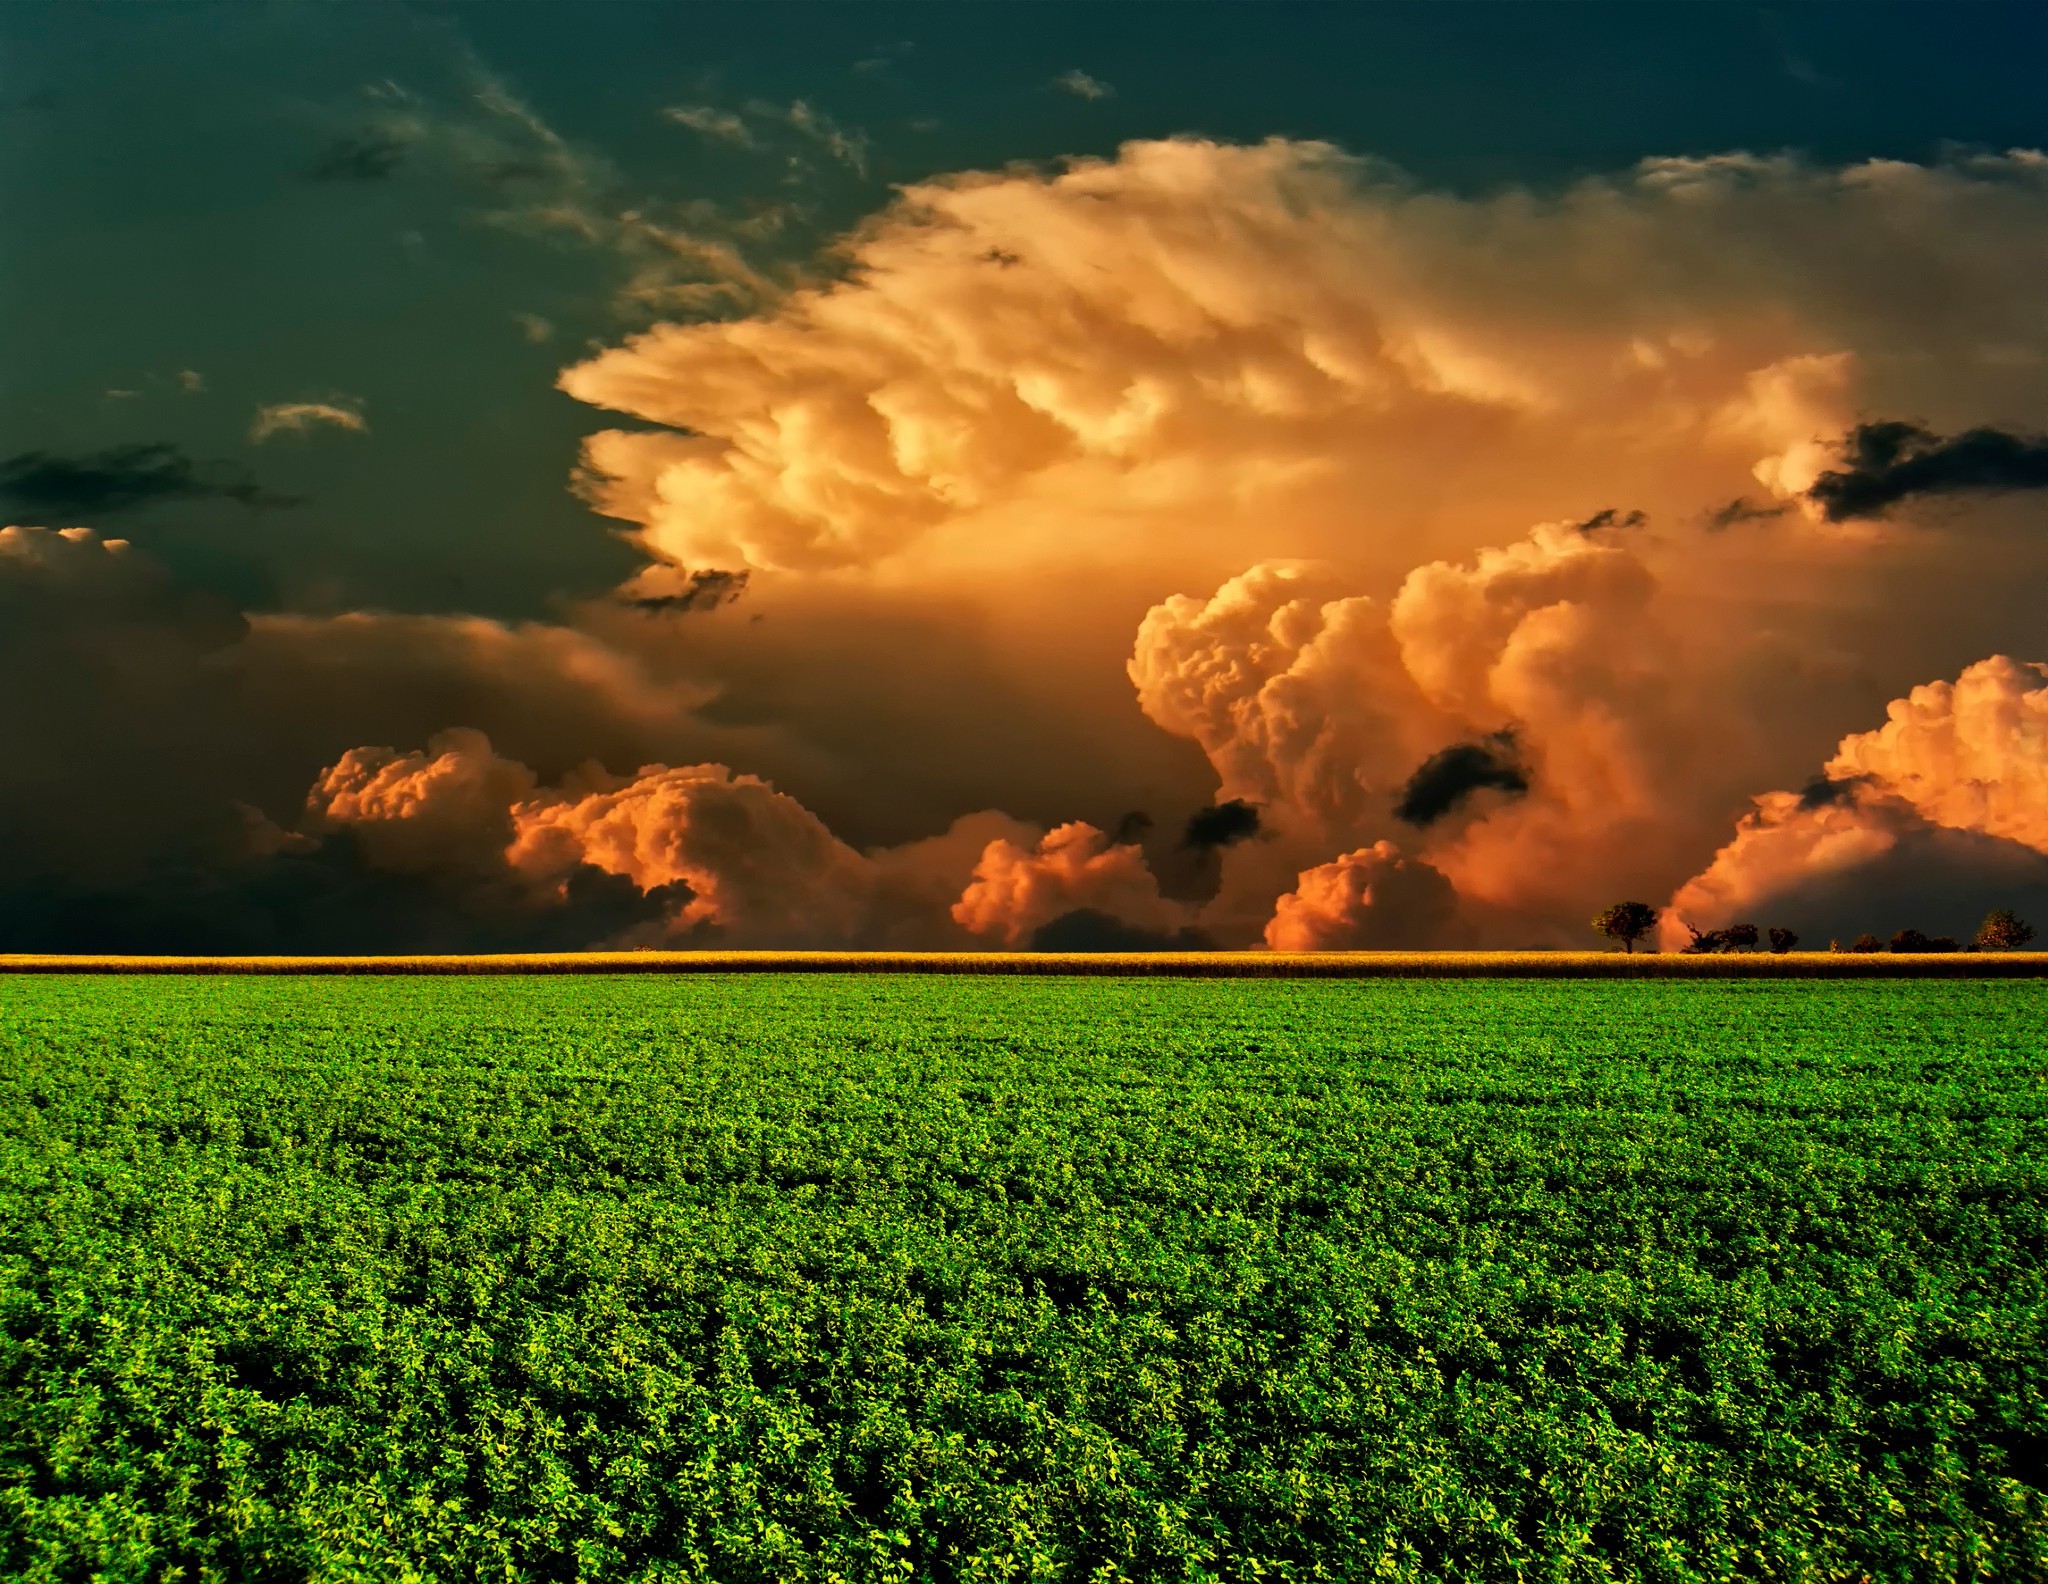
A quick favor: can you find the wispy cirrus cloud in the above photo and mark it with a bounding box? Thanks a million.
[1051,69,1114,101]
[249,400,368,444]
[662,104,752,147]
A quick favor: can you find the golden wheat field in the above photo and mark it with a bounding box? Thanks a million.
[4,950,2047,976]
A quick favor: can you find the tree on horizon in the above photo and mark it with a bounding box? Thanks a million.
[1591,901,1659,953]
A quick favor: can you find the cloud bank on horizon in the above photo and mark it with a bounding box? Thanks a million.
[7,131,2048,951]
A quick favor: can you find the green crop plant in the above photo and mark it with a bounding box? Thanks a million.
[1,975,2043,1582]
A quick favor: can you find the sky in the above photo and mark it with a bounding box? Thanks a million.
[3,0,2046,952]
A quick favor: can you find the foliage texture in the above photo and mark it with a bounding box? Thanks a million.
[2,976,2045,1582]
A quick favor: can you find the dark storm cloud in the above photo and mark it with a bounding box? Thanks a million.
[0,444,299,518]
[1806,421,2048,521]
[1572,508,1646,535]
[0,840,690,955]
[1796,773,1869,809]
[1181,799,1261,850]
[305,133,409,182]
[1704,496,1790,531]
[1028,908,1209,952]
[1394,731,1530,827]
[620,568,751,613]
[1112,810,1154,845]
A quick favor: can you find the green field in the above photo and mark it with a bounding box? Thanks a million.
[2,976,2044,1583]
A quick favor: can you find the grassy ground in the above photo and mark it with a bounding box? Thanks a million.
[4,950,2048,975]
[2,975,2045,1582]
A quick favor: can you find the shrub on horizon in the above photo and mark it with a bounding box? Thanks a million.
[1768,927,1799,954]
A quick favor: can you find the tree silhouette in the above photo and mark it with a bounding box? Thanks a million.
[1722,923,1760,952]
[1974,908,2037,951]
[1591,901,1659,953]
[1767,927,1799,954]
[1889,928,1930,953]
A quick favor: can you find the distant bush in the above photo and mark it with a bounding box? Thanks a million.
[1890,929,1931,953]
[1684,922,1761,954]
[1850,934,1885,954]
[1768,927,1799,954]
[1974,909,2037,952]
[1925,936,1960,953]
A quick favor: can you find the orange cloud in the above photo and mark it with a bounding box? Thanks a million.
[559,141,2048,583]
[305,734,1184,950]
[1666,654,2048,944]
[1824,655,2048,852]
[307,728,536,873]
[506,761,877,945]
[1264,841,1461,950]
[950,821,1186,946]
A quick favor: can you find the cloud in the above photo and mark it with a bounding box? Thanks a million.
[227,609,736,783]
[1703,495,1789,530]
[1823,655,2048,851]
[951,822,1186,946]
[1051,70,1114,101]
[306,728,538,873]
[504,760,889,944]
[559,140,2048,577]
[0,445,299,518]
[305,132,409,181]
[1182,797,1261,850]
[1662,781,2048,948]
[1666,655,2048,944]
[1128,562,1439,844]
[1029,908,1208,951]
[303,730,1096,950]
[776,99,868,174]
[0,527,252,886]
[1135,513,1830,945]
[1805,420,2048,520]
[616,567,750,613]
[1393,730,1528,826]
[178,369,206,394]
[1571,508,1646,534]
[663,104,752,147]
[18,137,2048,952]
[358,66,792,319]
[249,401,369,444]
[1264,842,1463,950]
[512,312,555,343]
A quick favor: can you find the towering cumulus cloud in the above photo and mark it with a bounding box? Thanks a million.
[1129,516,1746,942]
[1264,842,1462,950]
[950,823,1188,946]
[1667,657,2048,944]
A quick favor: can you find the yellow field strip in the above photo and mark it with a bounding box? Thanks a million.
[3,951,2047,977]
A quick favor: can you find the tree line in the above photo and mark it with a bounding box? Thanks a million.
[1589,903,2037,955]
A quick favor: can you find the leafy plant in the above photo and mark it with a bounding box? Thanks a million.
[1,975,2044,1582]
